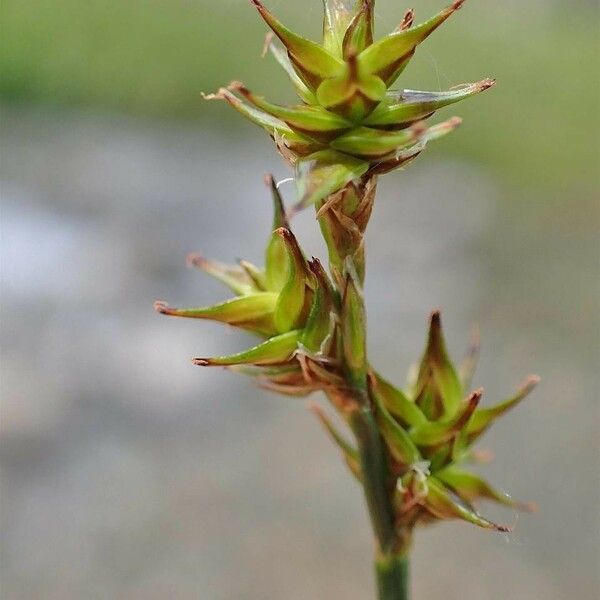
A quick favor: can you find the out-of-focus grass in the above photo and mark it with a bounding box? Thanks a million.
[1,0,598,195]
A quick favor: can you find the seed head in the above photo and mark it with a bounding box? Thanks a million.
[364,311,539,535]
[205,1,494,212]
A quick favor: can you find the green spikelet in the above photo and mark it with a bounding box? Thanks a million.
[375,311,538,536]
[156,178,343,394]
[207,0,494,209]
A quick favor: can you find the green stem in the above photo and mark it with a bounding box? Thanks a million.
[321,182,408,598]
[376,553,410,600]
[352,408,412,598]
[349,407,396,552]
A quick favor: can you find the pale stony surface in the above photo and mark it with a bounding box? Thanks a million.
[1,107,598,599]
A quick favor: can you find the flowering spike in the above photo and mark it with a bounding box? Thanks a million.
[466,375,540,443]
[421,476,512,532]
[160,0,532,586]
[186,253,256,296]
[358,1,466,87]
[414,311,464,419]
[294,150,369,212]
[204,3,481,219]
[251,0,344,89]
[193,329,301,367]
[154,295,277,336]
[209,1,487,218]
[371,371,428,428]
[437,466,537,512]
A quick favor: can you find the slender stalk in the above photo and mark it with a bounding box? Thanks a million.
[376,552,410,600]
[349,406,396,553]
[323,180,412,596]
[353,408,412,598]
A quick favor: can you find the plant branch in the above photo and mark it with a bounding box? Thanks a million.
[321,178,410,597]
[349,404,397,553]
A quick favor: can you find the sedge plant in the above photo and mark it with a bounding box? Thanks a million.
[155,1,538,598]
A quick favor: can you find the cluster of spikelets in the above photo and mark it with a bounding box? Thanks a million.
[155,178,538,533]
[362,314,539,534]
[205,0,494,214]
[156,0,538,539]
[155,177,341,391]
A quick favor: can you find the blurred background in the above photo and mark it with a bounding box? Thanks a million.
[1,1,599,598]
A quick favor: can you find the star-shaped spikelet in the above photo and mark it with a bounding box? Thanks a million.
[205,1,494,213]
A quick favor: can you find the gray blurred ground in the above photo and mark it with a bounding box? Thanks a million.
[1,106,599,599]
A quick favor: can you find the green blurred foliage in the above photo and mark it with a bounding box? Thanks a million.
[1,0,598,196]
